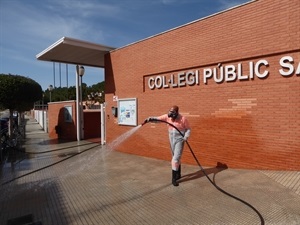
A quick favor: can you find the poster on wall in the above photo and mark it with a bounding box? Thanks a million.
[64,106,72,123]
[118,98,137,126]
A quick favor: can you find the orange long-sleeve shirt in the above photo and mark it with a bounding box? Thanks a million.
[157,114,191,134]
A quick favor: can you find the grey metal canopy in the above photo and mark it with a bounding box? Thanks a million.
[36,37,116,67]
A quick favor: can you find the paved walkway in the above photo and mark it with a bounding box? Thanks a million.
[0,117,300,225]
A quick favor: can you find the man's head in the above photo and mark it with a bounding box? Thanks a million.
[168,105,179,120]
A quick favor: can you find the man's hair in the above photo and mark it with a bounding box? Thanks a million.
[171,105,179,112]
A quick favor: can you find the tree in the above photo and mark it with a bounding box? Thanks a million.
[0,74,42,135]
[41,81,105,103]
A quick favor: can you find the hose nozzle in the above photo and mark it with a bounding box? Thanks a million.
[142,117,158,126]
[141,119,148,126]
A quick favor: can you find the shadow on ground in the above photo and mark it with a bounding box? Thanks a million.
[179,162,228,184]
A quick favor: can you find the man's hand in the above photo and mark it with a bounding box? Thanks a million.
[143,117,156,124]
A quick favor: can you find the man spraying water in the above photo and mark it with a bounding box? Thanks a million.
[143,105,191,187]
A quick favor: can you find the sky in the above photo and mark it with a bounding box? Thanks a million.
[0,0,250,91]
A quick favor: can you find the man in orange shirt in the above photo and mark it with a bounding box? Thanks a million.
[145,105,191,186]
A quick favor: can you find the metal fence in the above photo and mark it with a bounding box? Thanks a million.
[0,120,26,163]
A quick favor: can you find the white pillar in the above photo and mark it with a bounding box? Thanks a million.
[80,75,84,139]
[76,65,81,141]
[100,103,106,145]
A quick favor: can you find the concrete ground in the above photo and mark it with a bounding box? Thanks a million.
[0,116,299,225]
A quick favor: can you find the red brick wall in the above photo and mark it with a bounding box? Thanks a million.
[48,101,77,140]
[105,0,300,170]
[48,101,101,140]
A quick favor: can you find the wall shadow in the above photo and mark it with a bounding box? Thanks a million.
[55,107,76,140]
[104,53,116,94]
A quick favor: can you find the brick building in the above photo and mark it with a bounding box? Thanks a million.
[37,0,299,170]
[105,0,300,170]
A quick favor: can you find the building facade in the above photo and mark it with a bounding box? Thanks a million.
[48,101,101,140]
[105,0,300,170]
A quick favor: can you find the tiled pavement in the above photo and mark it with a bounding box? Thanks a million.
[0,117,300,225]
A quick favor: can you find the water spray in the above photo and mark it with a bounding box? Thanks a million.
[142,119,264,225]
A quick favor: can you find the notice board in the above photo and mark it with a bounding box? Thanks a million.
[118,98,137,126]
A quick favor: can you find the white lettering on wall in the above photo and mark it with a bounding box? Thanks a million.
[148,70,200,89]
[203,60,269,85]
[279,56,294,76]
[147,55,299,90]
[297,62,300,75]
[255,59,269,78]
[203,69,212,84]
[226,64,237,82]
[186,70,199,85]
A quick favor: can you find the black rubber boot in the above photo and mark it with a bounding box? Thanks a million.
[176,165,181,180]
[172,170,179,186]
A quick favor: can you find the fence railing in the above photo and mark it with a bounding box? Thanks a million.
[0,122,26,163]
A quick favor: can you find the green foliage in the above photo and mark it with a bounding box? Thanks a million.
[0,74,105,109]
[42,81,105,103]
[0,74,42,112]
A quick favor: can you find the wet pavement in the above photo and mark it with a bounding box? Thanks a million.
[0,116,300,225]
